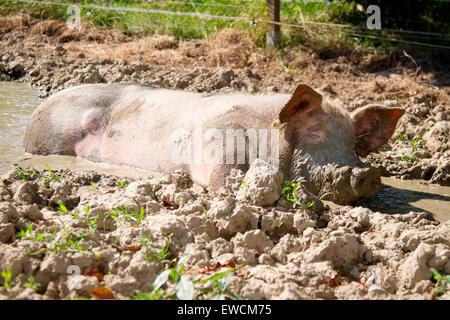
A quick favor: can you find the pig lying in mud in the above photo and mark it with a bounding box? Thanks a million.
[24,83,404,204]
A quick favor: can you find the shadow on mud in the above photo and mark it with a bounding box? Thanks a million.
[357,177,450,222]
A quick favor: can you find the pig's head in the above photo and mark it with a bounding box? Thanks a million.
[277,84,404,204]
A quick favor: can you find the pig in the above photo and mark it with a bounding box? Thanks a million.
[23,83,404,204]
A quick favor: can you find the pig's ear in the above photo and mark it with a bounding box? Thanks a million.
[279,84,322,123]
[351,105,405,156]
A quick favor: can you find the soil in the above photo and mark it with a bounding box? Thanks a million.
[0,15,449,300]
[0,161,449,300]
[0,16,448,186]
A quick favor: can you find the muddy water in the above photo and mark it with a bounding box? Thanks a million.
[1,82,449,222]
[375,177,450,222]
[0,82,41,172]
[325,177,450,222]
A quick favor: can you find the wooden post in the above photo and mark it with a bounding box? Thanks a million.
[267,0,281,47]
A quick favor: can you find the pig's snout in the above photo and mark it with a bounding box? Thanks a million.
[313,165,381,205]
[350,167,381,199]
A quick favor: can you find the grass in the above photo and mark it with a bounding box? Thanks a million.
[15,168,32,181]
[1,268,15,296]
[57,200,68,213]
[282,180,332,209]
[397,131,425,164]
[117,181,127,189]
[17,224,90,255]
[430,268,449,300]
[85,213,99,232]
[44,163,60,185]
[13,165,61,184]
[1,0,443,52]
[282,179,307,209]
[105,206,146,225]
[91,182,99,192]
[2,270,41,296]
[131,254,244,300]
[24,275,40,292]
[143,232,173,262]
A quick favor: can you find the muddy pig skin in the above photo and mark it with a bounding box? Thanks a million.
[24,83,404,204]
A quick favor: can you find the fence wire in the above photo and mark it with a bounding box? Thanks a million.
[6,0,450,49]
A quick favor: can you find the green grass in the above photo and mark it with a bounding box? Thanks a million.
[430,268,449,300]
[282,180,331,209]
[397,131,425,164]
[17,224,90,255]
[57,200,68,213]
[15,168,31,181]
[117,181,127,189]
[144,232,173,262]
[1,0,443,52]
[131,253,244,300]
[44,163,60,185]
[1,268,15,296]
[24,275,40,292]
[105,206,146,225]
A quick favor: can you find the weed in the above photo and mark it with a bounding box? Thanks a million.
[319,192,333,201]
[195,267,244,300]
[105,208,120,220]
[398,131,425,163]
[401,155,420,163]
[24,275,40,292]
[282,180,332,210]
[275,217,283,227]
[430,268,449,300]
[71,209,82,220]
[1,268,15,296]
[44,163,59,185]
[397,132,409,143]
[146,233,173,262]
[282,179,306,208]
[49,230,85,253]
[131,254,243,300]
[411,137,423,153]
[16,225,33,239]
[15,168,31,181]
[57,200,68,213]
[443,124,449,137]
[112,206,146,225]
[17,224,86,254]
[117,181,127,189]
[85,214,99,232]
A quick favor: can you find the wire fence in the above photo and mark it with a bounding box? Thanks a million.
[4,0,450,49]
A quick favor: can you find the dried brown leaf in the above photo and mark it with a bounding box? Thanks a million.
[91,286,115,300]
[124,243,141,252]
[85,268,104,282]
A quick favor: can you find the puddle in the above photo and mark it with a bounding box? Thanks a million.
[0,81,40,174]
[326,177,450,223]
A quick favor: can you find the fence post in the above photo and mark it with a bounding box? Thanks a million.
[266,0,281,47]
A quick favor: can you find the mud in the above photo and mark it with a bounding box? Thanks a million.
[0,15,449,300]
[0,160,448,300]
[0,15,448,187]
